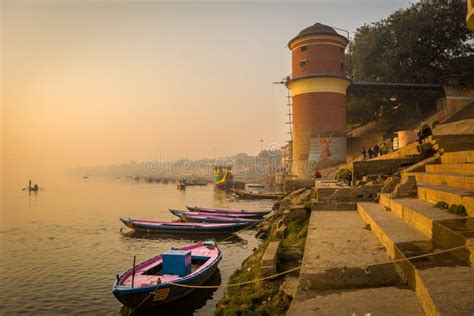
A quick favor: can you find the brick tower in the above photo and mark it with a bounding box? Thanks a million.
[286,23,350,179]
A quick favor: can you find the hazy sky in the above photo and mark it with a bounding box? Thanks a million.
[2,0,412,178]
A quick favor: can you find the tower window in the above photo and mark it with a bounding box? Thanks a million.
[300,60,307,68]
[300,46,307,52]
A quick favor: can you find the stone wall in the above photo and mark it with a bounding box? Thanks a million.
[350,157,422,185]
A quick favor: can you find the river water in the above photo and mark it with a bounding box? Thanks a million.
[0,176,273,315]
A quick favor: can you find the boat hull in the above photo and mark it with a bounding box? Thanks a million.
[169,209,260,224]
[113,243,221,310]
[186,206,271,217]
[231,189,285,200]
[113,263,219,309]
[120,218,248,234]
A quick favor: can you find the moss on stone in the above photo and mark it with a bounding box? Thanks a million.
[448,204,467,216]
[215,218,309,315]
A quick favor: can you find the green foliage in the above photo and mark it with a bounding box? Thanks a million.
[348,0,473,84]
[434,201,449,209]
[336,167,352,183]
[448,204,467,216]
[435,201,467,216]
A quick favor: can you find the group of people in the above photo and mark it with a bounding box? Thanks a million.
[361,142,391,160]
[361,123,434,161]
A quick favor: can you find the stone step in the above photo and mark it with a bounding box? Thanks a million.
[418,184,474,216]
[441,150,474,164]
[379,194,474,265]
[288,210,422,315]
[433,141,474,153]
[296,210,400,291]
[288,286,424,316]
[425,163,474,175]
[357,202,474,316]
[408,171,474,191]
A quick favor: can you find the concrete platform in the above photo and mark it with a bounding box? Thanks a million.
[417,184,474,216]
[379,194,474,265]
[288,286,424,316]
[358,202,474,315]
[297,210,400,291]
[425,163,474,175]
[408,171,474,191]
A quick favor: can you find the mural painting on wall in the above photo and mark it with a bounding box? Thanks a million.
[308,132,346,168]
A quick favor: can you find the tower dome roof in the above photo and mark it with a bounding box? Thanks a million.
[288,22,348,48]
[297,23,338,37]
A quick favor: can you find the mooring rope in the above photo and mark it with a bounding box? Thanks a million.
[166,243,474,289]
[128,215,267,314]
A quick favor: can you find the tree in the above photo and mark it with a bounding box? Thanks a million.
[347,0,474,83]
[346,0,474,127]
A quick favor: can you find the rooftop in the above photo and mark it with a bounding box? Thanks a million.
[288,22,348,48]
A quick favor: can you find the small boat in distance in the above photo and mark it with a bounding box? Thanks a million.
[112,241,221,310]
[186,205,271,217]
[169,209,261,224]
[120,218,249,234]
[22,180,42,193]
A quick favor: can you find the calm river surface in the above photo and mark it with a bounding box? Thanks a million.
[0,176,273,315]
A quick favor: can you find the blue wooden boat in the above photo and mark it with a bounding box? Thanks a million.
[186,205,272,217]
[169,209,261,224]
[112,241,221,310]
[120,218,249,234]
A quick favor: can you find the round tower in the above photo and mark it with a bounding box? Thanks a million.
[286,23,351,179]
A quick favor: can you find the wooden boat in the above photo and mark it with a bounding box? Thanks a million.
[231,189,285,200]
[186,205,272,217]
[112,241,221,310]
[169,209,259,219]
[186,180,208,186]
[120,218,249,234]
[169,209,261,224]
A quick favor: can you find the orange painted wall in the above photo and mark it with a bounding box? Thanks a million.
[291,39,345,78]
[292,92,346,161]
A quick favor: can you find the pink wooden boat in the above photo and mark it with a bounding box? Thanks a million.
[113,241,221,309]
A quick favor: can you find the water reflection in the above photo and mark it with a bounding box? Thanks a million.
[213,188,232,204]
[119,269,222,316]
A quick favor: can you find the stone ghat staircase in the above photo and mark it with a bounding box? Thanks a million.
[405,150,474,215]
[288,150,474,315]
[358,150,474,315]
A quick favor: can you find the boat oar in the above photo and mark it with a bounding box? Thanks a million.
[131,255,136,288]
